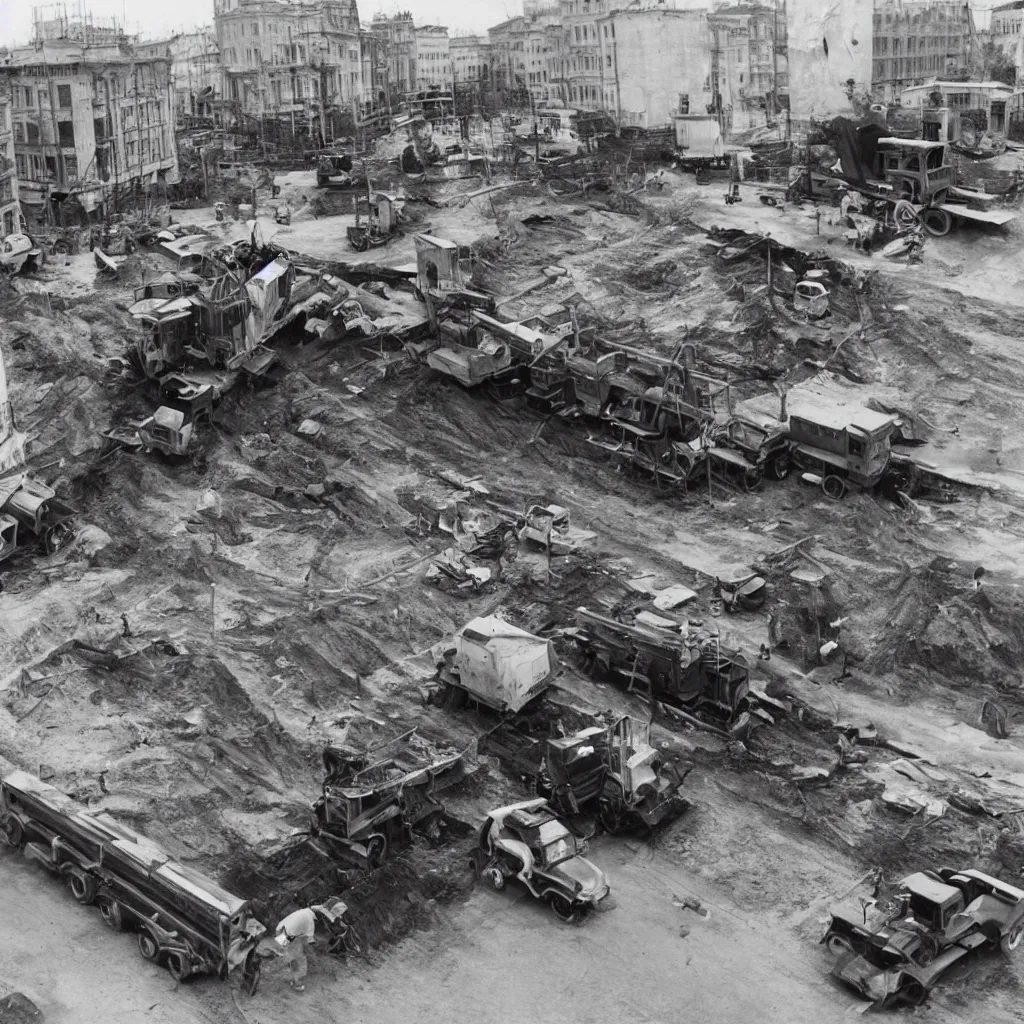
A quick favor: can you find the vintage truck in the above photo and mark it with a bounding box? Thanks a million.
[0,474,76,556]
[435,615,559,714]
[311,730,470,869]
[481,714,690,834]
[571,608,751,732]
[0,770,265,991]
[822,868,1024,1007]
[470,798,612,924]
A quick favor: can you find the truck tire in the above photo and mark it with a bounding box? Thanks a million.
[98,896,124,931]
[922,208,952,237]
[1,815,23,848]
[825,933,853,956]
[365,834,387,868]
[138,930,162,963]
[1001,923,1024,955]
[765,452,791,481]
[166,951,191,982]
[821,475,847,500]
[548,893,583,925]
[65,866,98,905]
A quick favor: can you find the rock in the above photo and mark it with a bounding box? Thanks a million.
[74,524,112,558]
[678,924,691,938]
[0,992,42,1022]
[305,483,327,500]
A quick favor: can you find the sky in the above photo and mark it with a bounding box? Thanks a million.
[0,0,517,46]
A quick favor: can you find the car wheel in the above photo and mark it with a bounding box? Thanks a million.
[826,933,854,956]
[548,893,582,925]
[1002,924,1024,955]
[822,475,847,500]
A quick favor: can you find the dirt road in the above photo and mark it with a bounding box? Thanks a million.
[3,834,1005,1024]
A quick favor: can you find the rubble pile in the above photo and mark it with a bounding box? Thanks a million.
[3,105,1024,1019]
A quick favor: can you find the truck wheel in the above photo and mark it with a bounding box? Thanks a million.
[900,980,927,1006]
[766,453,791,481]
[922,208,952,237]
[365,834,387,868]
[1,815,23,849]
[1002,923,1024,955]
[138,930,161,963]
[441,683,467,711]
[65,866,98,905]
[482,865,506,891]
[826,933,854,956]
[98,897,124,931]
[821,475,847,500]
[548,893,582,925]
[166,951,191,982]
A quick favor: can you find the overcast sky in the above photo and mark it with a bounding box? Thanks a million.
[0,0,518,46]
[0,0,1003,48]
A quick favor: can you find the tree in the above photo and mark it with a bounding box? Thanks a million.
[981,41,1017,87]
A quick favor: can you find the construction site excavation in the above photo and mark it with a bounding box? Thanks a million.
[4,1,1024,1021]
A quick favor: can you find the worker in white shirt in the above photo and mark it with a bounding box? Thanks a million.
[273,899,345,991]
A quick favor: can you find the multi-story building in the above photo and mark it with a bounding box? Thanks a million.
[597,5,713,126]
[135,30,222,125]
[557,0,612,110]
[872,0,974,102]
[214,0,363,127]
[370,12,417,104]
[709,3,787,129]
[0,90,20,237]
[1,31,178,227]
[450,35,491,85]
[488,5,561,105]
[414,25,450,92]
[992,0,1024,58]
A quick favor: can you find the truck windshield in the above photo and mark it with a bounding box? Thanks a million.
[543,835,577,866]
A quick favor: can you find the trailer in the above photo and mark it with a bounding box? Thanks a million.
[435,615,558,714]
[0,770,265,991]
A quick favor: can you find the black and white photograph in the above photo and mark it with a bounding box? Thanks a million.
[1,0,1023,1020]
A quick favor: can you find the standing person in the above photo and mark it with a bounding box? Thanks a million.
[273,900,345,991]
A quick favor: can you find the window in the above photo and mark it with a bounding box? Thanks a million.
[15,153,26,178]
[12,121,24,143]
[65,154,77,178]
[24,87,32,107]
[606,54,612,67]
[26,122,39,144]
[57,84,72,107]
[679,93,690,114]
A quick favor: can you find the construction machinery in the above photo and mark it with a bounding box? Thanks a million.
[310,729,470,870]
[0,770,265,992]
[480,714,690,835]
[434,615,558,714]
[571,608,751,733]
[347,191,402,252]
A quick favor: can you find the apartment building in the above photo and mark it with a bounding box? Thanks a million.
[872,0,974,102]
[370,12,417,101]
[597,5,713,126]
[450,35,491,84]
[556,0,612,110]
[1,34,178,225]
[489,5,561,104]
[992,0,1024,57]
[135,30,221,124]
[709,3,787,128]
[415,25,451,92]
[214,0,363,120]
[0,90,20,236]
